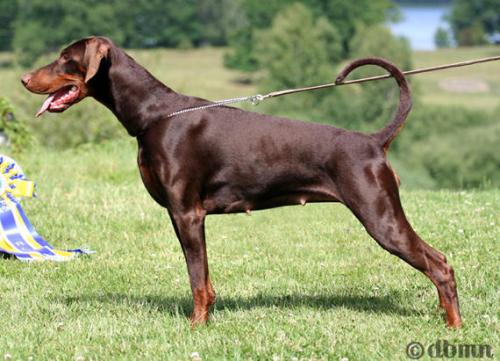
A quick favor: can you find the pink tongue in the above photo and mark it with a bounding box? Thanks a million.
[35,94,55,118]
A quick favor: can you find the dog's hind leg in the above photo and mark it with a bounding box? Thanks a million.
[338,162,462,328]
[168,208,216,326]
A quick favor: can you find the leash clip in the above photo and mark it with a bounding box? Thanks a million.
[249,94,264,106]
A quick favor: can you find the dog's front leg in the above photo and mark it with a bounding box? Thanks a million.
[168,208,216,326]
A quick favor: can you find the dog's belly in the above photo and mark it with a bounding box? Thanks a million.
[203,190,340,214]
[202,173,341,214]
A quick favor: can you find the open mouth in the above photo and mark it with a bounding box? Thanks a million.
[36,85,80,117]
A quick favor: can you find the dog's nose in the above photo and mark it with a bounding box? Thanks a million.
[21,73,32,86]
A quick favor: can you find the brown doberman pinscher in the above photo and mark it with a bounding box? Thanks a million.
[21,36,461,328]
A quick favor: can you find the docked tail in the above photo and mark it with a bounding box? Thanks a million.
[335,57,412,150]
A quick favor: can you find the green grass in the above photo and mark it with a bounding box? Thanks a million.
[0,139,497,360]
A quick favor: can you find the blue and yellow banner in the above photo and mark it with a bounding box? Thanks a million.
[0,155,90,261]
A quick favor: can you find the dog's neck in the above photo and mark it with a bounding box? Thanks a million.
[90,46,201,136]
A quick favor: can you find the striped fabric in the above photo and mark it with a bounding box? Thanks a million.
[0,155,90,261]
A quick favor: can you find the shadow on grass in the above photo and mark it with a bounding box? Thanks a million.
[61,290,416,318]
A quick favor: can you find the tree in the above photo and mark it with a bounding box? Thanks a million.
[225,0,396,71]
[305,0,397,54]
[0,0,17,51]
[11,0,242,66]
[13,0,125,66]
[115,0,201,48]
[197,0,246,46]
[435,27,452,48]
[224,0,291,72]
[255,3,342,91]
[447,0,500,46]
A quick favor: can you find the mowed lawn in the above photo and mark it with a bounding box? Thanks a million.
[0,140,497,360]
[0,46,498,359]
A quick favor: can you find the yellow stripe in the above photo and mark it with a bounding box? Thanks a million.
[0,238,17,253]
[10,180,35,198]
[0,161,9,173]
[27,252,44,260]
[52,249,74,258]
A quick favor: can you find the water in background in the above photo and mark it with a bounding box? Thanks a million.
[389,5,452,50]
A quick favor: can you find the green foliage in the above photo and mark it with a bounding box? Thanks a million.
[7,0,396,67]
[455,21,489,46]
[305,0,397,53]
[314,18,344,65]
[251,3,348,128]
[0,97,34,153]
[255,3,341,91]
[418,122,500,189]
[398,105,496,148]
[448,0,500,46]
[14,0,125,66]
[225,0,395,72]
[434,27,452,48]
[10,0,246,66]
[224,0,291,72]
[115,0,201,48]
[197,0,246,46]
[400,105,499,189]
[349,25,413,70]
[224,30,260,72]
[0,0,17,51]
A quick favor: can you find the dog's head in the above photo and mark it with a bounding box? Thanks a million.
[21,36,111,117]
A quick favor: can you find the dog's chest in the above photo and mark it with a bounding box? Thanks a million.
[137,146,169,207]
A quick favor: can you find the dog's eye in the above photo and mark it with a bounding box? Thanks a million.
[63,59,81,75]
[60,53,70,62]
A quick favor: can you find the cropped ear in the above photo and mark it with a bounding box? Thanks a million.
[84,38,110,83]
